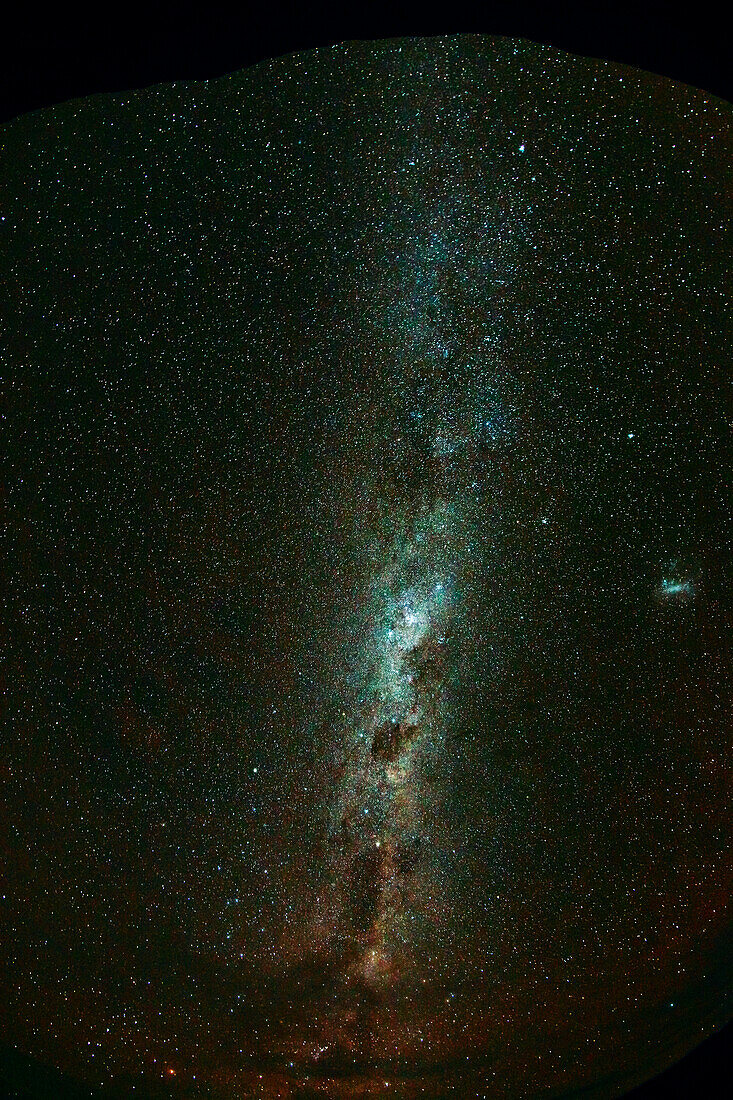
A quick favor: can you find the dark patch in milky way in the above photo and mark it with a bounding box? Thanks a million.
[407,636,449,697]
[1,31,730,1100]
[349,848,385,933]
[371,717,419,762]
[396,836,423,877]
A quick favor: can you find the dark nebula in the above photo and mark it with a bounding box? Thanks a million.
[2,33,731,1100]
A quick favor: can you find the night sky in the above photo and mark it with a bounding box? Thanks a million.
[2,33,731,1100]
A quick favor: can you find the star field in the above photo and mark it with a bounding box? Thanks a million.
[2,34,731,1100]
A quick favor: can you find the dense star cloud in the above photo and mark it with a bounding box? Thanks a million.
[2,34,730,1099]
